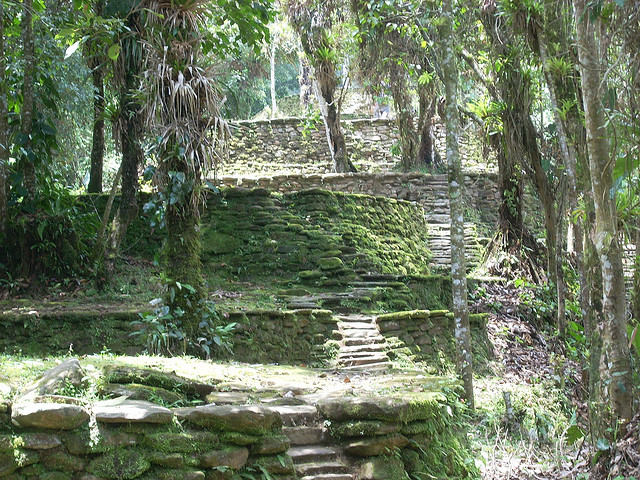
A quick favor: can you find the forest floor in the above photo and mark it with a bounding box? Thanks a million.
[470,281,589,480]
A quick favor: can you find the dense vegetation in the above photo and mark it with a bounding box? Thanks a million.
[1,0,640,477]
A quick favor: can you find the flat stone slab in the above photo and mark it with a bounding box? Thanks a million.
[344,433,409,456]
[12,402,89,430]
[18,432,62,450]
[317,394,445,423]
[205,392,251,405]
[18,358,86,402]
[266,405,319,427]
[174,405,282,434]
[94,399,173,424]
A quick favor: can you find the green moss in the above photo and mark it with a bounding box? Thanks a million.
[87,448,151,479]
[201,232,243,255]
[142,431,221,453]
[359,455,406,480]
[330,420,400,438]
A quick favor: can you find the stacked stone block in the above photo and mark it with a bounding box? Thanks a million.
[0,362,295,480]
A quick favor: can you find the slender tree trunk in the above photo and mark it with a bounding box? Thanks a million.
[20,0,35,201]
[417,80,441,168]
[107,69,143,274]
[634,225,640,323]
[574,0,633,422]
[88,65,105,193]
[314,64,354,173]
[389,63,419,171]
[0,1,9,238]
[299,55,313,110]
[443,0,474,408]
[270,42,278,119]
[164,167,205,341]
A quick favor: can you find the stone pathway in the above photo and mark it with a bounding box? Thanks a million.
[273,405,353,480]
[334,314,391,372]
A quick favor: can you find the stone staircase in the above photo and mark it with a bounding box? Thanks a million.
[335,314,391,371]
[274,405,354,480]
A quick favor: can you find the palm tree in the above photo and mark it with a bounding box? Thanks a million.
[141,0,228,342]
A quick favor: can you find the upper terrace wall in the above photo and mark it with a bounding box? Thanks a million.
[222,117,490,178]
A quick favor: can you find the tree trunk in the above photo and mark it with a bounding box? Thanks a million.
[270,41,278,119]
[314,62,354,173]
[20,0,35,202]
[417,80,441,168]
[443,0,474,408]
[299,56,313,110]
[0,1,9,238]
[88,65,105,193]
[574,0,633,422]
[389,63,419,171]
[164,166,205,342]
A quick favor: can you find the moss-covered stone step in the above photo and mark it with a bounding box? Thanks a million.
[334,314,392,372]
[296,461,352,478]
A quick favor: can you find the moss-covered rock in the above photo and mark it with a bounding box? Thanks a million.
[199,447,249,469]
[174,405,282,434]
[330,420,401,438]
[317,393,447,423]
[142,431,221,453]
[87,448,151,479]
[345,434,409,456]
[359,455,406,480]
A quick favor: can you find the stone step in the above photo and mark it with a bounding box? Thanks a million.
[343,337,386,347]
[339,362,391,371]
[337,321,376,330]
[350,281,400,288]
[296,461,351,477]
[289,302,320,309]
[289,446,339,464]
[339,344,388,354]
[340,330,381,339]
[338,349,387,358]
[359,273,400,282]
[300,474,353,480]
[267,405,319,427]
[339,355,390,367]
[283,426,327,446]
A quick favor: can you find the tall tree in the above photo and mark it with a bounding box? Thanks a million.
[20,0,36,202]
[442,0,473,408]
[86,0,107,194]
[573,0,633,422]
[0,1,8,238]
[351,0,440,171]
[285,0,355,173]
[141,0,229,340]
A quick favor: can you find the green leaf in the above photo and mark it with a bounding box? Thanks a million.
[596,438,610,451]
[64,40,81,59]
[107,43,121,61]
[565,425,584,444]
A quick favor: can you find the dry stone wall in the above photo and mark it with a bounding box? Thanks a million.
[0,360,295,480]
[226,118,398,177]
[317,394,475,479]
[0,308,337,365]
[216,174,499,270]
[224,117,491,177]
[376,310,492,372]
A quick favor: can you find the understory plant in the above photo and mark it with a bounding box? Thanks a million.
[130,295,236,359]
